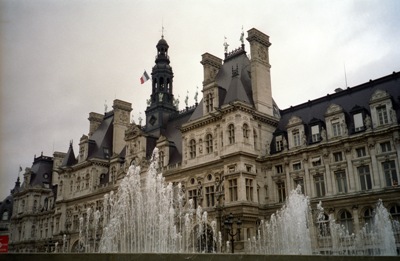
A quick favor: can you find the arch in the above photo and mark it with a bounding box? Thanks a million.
[338,209,353,234]
[189,139,196,159]
[71,240,85,253]
[205,133,213,154]
[243,123,250,140]
[228,124,235,144]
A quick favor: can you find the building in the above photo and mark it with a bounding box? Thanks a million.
[8,27,400,253]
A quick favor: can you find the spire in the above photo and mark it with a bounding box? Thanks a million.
[61,141,77,167]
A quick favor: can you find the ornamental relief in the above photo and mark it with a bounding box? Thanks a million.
[370,89,390,103]
[287,115,303,127]
[325,103,343,115]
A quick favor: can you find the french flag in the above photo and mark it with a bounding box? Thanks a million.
[140,70,150,84]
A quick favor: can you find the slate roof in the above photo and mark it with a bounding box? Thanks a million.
[29,155,53,187]
[88,112,114,159]
[61,142,77,167]
[277,71,400,131]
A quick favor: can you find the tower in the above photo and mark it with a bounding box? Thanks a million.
[145,35,177,134]
[247,28,273,116]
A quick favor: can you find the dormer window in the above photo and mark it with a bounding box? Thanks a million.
[377,105,389,125]
[331,120,342,137]
[354,113,364,132]
[205,93,214,113]
[311,125,320,143]
[276,135,283,151]
[292,129,301,147]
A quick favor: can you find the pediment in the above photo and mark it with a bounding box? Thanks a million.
[286,116,303,128]
[370,89,390,103]
[325,103,343,116]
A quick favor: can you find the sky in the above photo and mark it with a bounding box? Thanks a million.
[0,0,399,200]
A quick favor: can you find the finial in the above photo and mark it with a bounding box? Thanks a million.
[185,90,189,107]
[223,36,229,53]
[240,26,244,45]
[194,86,199,104]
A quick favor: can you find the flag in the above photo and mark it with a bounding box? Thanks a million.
[140,70,150,84]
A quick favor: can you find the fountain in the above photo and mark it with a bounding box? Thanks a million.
[73,148,398,256]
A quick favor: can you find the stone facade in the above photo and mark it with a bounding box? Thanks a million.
[7,28,400,253]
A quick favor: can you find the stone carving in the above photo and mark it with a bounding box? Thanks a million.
[364,115,372,130]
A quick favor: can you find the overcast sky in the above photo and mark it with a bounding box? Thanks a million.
[0,0,399,200]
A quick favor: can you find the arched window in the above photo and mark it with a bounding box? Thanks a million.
[253,130,258,150]
[110,167,116,183]
[206,134,213,154]
[59,181,63,195]
[189,139,196,159]
[70,180,74,192]
[1,210,8,221]
[205,93,214,112]
[243,124,250,142]
[339,210,353,235]
[363,207,374,233]
[228,124,235,144]
[316,213,330,237]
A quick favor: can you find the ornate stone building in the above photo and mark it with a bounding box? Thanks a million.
[8,27,400,253]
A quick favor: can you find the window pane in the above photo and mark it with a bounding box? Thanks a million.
[354,113,364,130]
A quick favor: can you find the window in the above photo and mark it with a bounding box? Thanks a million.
[311,125,320,142]
[188,189,198,208]
[292,129,301,147]
[205,134,213,154]
[311,157,321,167]
[363,208,374,233]
[229,179,238,201]
[294,178,304,194]
[354,113,364,131]
[390,205,400,223]
[317,213,330,237]
[205,186,215,207]
[333,152,343,162]
[335,171,347,193]
[377,105,389,125]
[159,151,165,167]
[189,139,196,158]
[243,124,250,141]
[275,165,283,174]
[246,179,253,201]
[358,165,372,190]
[228,124,235,144]
[276,135,283,151]
[205,93,214,113]
[339,210,353,234]
[277,182,286,203]
[314,175,326,197]
[356,147,366,157]
[380,141,391,153]
[1,211,8,221]
[253,130,258,150]
[293,162,302,171]
[382,160,398,187]
[331,120,341,137]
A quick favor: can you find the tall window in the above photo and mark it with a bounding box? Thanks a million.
[246,179,253,201]
[356,147,366,157]
[380,141,391,153]
[333,152,343,162]
[339,210,353,234]
[228,124,235,144]
[277,182,286,203]
[275,165,283,174]
[335,171,347,193]
[229,179,238,201]
[382,160,398,187]
[159,151,165,167]
[311,125,320,142]
[1,211,8,221]
[205,134,213,154]
[188,189,198,208]
[390,205,400,223]
[293,162,302,171]
[205,93,214,113]
[292,129,301,147]
[205,186,215,207]
[353,113,364,132]
[189,139,196,159]
[358,165,372,190]
[253,130,258,150]
[377,105,389,125]
[243,124,250,142]
[294,178,304,194]
[332,120,342,137]
[314,175,326,197]
[276,135,283,151]
[363,208,374,233]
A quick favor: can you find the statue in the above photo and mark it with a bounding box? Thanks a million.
[240,26,244,45]
[223,36,229,53]
[158,93,164,102]
[194,86,198,104]
[104,100,108,113]
[364,115,372,130]
[321,127,327,141]
[391,108,397,123]
[185,91,189,107]
[302,132,307,145]
[146,99,151,106]
[173,96,180,110]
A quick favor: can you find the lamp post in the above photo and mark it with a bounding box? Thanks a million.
[224,213,242,253]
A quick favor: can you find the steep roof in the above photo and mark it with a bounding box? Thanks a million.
[29,155,53,187]
[88,112,114,159]
[61,142,77,167]
[278,71,400,130]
